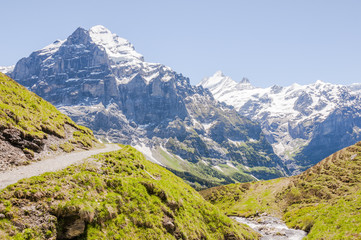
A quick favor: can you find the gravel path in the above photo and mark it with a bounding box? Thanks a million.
[0,144,121,190]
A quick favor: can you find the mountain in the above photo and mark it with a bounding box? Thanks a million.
[0,72,97,170]
[6,25,288,187]
[0,66,14,75]
[0,145,259,240]
[200,141,361,239]
[200,71,361,173]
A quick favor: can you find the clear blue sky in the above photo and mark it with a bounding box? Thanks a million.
[1,0,361,87]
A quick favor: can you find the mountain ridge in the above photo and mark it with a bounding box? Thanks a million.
[5,25,288,187]
[200,71,361,173]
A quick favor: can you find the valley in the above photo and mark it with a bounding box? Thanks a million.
[0,22,360,240]
[0,71,259,239]
[4,26,288,188]
[200,141,361,239]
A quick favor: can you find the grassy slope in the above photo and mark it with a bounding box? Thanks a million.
[0,146,259,240]
[153,146,284,191]
[160,93,287,189]
[153,146,256,190]
[0,73,97,154]
[200,141,361,239]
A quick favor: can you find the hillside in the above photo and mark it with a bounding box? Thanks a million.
[0,73,97,170]
[0,145,259,240]
[7,25,288,187]
[200,141,361,239]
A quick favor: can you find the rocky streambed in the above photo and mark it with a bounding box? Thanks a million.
[231,214,307,240]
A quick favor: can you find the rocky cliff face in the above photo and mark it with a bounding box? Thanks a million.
[0,73,97,171]
[8,26,287,186]
[200,72,361,173]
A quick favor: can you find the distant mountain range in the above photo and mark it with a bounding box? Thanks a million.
[2,25,288,188]
[200,71,361,173]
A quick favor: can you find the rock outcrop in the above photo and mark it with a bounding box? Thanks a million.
[8,26,288,185]
[0,73,98,171]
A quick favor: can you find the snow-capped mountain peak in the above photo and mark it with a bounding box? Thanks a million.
[34,25,144,65]
[214,70,225,77]
[198,71,237,98]
[0,65,15,74]
[38,39,65,56]
[348,83,361,95]
[89,25,144,64]
[240,77,250,84]
[315,79,324,85]
[199,71,256,97]
[200,71,361,165]
[236,77,254,90]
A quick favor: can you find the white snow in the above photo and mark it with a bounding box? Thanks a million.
[0,65,15,74]
[251,174,260,181]
[89,25,143,64]
[202,122,214,132]
[228,139,245,146]
[38,39,65,56]
[200,71,359,159]
[348,83,361,95]
[138,124,150,129]
[161,74,172,82]
[201,160,209,165]
[213,165,224,172]
[226,162,238,170]
[142,72,160,82]
[198,71,238,98]
[134,143,165,166]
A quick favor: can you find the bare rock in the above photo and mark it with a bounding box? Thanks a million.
[163,215,175,234]
[64,218,85,239]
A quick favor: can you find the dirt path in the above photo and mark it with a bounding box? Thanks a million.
[0,144,121,189]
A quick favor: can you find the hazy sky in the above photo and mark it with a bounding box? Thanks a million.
[1,0,361,87]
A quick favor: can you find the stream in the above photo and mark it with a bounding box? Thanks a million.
[231,214,307,240]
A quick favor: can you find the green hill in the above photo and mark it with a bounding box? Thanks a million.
[200,141,361,239]
[0,145,258,239]
[0,73,97,169]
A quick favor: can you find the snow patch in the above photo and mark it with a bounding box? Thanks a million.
[134,143,165,166]
[201,160,209,166]
[202,122,214,132]
[89,25,143,64]
[38,39,65,56]
[226,162,238,170]
[0,65,15,74]
[213,166,224,172]
[228,139,245,146]
[251,174,259,181]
